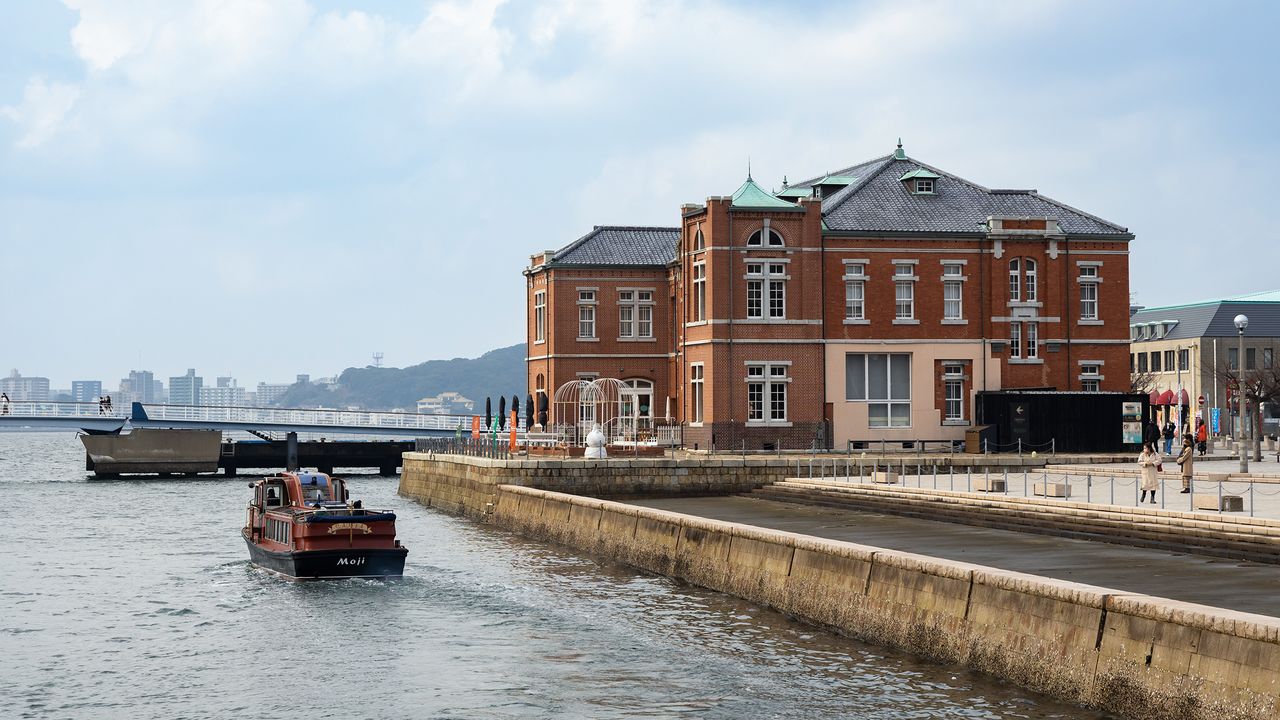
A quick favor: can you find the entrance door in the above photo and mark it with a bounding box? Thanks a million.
[619,380,654,441]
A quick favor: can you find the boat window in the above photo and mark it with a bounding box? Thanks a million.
[266,485,284,507]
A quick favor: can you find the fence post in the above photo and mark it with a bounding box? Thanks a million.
[1249,481,1254,517]
[1110,475,1114,506]
[1018,438,1022,458]
[1217,481,1223,514]
[1086,473,1091,504]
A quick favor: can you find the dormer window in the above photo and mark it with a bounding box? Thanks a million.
[899,168,940,195]
[747,228,784,246]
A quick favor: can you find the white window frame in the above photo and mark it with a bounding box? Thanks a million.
[577,290,596,340]
[845,353,912,428]
[1026,322,1038,359]
[943,364,964,423]
[893,262,916,322]
[534,291,546,344]
[618,289,654,339]
[693,227,705,251]
[689,363,704,425]
[1010,322,1021,358]
[746,263,786,319]
[843,261,869,323]
[1079,265,1100,321]
[1009,258,1021,302]
[1079,362,1103,391]
[1024,259,1037,302]
[915,179,934,194]
[745,362,790,424]
[692,262,707,322]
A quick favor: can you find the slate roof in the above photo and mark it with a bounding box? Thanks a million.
[1130,291,1280,341]
[789,152,1130,237]
[549,226,679,266]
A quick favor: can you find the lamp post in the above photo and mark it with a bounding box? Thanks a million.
[1235,314,1249,474]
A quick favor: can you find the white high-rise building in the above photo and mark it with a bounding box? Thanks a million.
[1,370,50,401]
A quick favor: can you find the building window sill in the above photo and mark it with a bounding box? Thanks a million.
[941,319,968,325]
[1079,319,1104,326]
[843,318,870,325]
[617,337,657,342]
[577,337,599,342]
[1009,358,1044,365]
[685,321,709,328]
[1008,301,1043,308]
[534,340,546,345]
[942,420,970,427]
[745,421,792,427]
[688,422,704,428]
[892,319,920,325]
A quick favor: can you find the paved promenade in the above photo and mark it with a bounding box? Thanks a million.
[630,495,1280,617]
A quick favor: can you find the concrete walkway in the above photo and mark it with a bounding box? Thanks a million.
[629,495,1280,617]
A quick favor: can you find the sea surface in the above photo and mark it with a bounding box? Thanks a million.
[0,432,1107,719]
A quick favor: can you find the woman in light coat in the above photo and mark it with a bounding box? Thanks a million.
[1138,442,1161,504]
[1176,433,1195,493]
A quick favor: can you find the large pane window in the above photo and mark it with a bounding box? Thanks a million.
[692,263,706,321]
[942,263,963,320]
[846,353,911,428]
[577,290,596,339]
[534,291,546,343]
[690,364,704,424]
[1024,259,1037,302]
[894,263,915,320]
[746,263,785,319]
[1009,258,1021,301]
[618,290,654,338]
[1079,266,1099,320]
[745,363,789,423]
[943,364,964,422]
[846,280,864,320]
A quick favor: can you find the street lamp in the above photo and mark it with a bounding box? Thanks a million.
[1235,313,1249,473]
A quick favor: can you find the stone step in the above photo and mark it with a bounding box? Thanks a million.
[749,485,1280,563]
[767,482,1280,542]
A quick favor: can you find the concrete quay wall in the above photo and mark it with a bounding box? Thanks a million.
[399,452,796,515]
[489,485,1279,720]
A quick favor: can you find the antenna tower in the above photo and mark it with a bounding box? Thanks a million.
[373,352,384,368]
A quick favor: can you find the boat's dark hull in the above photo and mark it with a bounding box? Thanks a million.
[244,537,407,580]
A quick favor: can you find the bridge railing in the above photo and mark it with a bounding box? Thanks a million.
[0,400,533,433]
[0,401,123,418]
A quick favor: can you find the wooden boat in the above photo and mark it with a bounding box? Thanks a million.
[242,471,407,579]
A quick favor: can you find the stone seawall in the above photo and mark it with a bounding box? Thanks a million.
[489,486,1280,720]
[398,457,1280,720]
[398,452,796,516]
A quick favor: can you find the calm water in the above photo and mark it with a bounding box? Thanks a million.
[0,432,1106,719]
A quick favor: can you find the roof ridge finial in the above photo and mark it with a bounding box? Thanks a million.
[781,175,788,188]
[893,138,907,160]
[747,156,752,182]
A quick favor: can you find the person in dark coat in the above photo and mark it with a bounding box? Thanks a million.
[1143,420,1159,447]
[1161,420,1176,455]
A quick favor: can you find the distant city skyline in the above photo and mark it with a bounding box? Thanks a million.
[3,1,1278,383]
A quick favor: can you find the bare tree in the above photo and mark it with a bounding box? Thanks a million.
[1212,364,1280,461]
[1130,369,1159,395]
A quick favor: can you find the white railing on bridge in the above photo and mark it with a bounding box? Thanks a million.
[0,401,519,433]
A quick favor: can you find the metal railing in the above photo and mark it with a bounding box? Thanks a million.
[789,460,1280,520]
[0,400,517,433]
[415,436,514,459]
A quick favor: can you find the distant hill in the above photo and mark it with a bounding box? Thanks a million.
[278,344,526,411]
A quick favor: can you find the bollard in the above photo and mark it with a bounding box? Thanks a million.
[1249,482,1254,517]
[1218,481,1223,514]
[1018,438,1022,457]
[1086,473,1091,503]
[1110,475,1114,506]
[1023,467,1028,496]
[1003,468,1008,495]
[950,465,955,491]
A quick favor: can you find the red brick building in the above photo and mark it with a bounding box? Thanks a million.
[525,142,1133,449]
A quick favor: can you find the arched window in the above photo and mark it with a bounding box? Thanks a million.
[747,228,784,247]
[1024,259,1037,302]
[1008,258,1021,301]
[693,228,705,251]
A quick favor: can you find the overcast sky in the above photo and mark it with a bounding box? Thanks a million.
[3,0,1277,389]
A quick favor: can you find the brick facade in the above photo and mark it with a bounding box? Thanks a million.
[525,148,1134,449]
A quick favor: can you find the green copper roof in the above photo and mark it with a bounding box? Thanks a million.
[776,186,813,198]
[899,168,940,181]
[731,177,796,208]
[816,175,857,185]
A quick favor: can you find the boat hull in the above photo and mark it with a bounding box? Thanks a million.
[244,537,407,580]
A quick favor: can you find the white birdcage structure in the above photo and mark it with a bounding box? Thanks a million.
[551,378,626,446]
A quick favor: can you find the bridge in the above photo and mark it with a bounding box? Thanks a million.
[0,401,496,438]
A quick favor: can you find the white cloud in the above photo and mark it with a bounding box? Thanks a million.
[0,76,81,149]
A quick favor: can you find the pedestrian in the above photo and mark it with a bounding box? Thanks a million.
[1176,433,1194,494]
[1161,419,1176,455]
[1196,420,1208,456]
[1143,420,1159,447]
[0,392,9,415]
[105,395,112,412]
[1138,441,1161,504]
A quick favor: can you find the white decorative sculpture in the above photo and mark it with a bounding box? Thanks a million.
[584,424,607,459]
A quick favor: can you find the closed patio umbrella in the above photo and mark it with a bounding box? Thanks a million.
[525,393,534,429]
[512,395,521,428]
[498,396,507,430]
[484,397,492,428]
